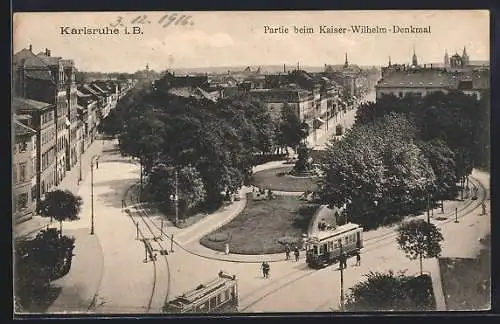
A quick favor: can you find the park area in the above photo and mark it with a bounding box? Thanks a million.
[249,166,318,192]
[199,193,317,255]
[438,235,490,310]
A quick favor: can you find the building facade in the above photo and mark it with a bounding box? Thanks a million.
[13,118,37,223]
[63,59,79,170]
[14,98,57,207]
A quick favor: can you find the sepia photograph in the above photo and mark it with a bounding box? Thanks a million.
[12,10,491,315]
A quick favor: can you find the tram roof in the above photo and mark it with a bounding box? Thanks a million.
[168,274,236,306]
[308,222,362,243]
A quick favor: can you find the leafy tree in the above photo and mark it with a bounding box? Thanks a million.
[345,270,434,311]
[397,219,444,275]
[279,103,309,152]
[15,229,75,308]
[318,113,434,229]
[344,271,413,311]
[98,107,122,137]
[147,163,206,218]
[417,139,458,202]
[38,190,82,235]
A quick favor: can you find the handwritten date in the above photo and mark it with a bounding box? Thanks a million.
[110,13,194,28]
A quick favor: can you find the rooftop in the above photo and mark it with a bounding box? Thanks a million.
[36,53,63,66]
[308,222,362,243]
[377,69,459,88]
[13,97,52,112]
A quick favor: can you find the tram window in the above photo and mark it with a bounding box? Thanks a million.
[217,294,222,304]
[210,296,217,309]
[334,242,338,249]
[313,245,318,254]
[328,241,333,251]
[198,301,209,312]
[344,237,349,244]
[225,290,230,300]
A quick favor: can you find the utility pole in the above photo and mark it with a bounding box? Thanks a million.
[339,242,345,311]
[174,168,179,225]
[90,155,99,235]
[455,207,459,223]
[79,150,82,182]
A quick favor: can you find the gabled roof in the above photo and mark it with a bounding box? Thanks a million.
[13,97,52,112]
[83,84,101,97]
[36,53,62,66]
[14,120,36,137]
[12,48,37,66]
[76,89,90,97]
[90,83,109,94]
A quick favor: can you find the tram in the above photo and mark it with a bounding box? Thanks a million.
[305,222,363,269]
[164,271,239,313]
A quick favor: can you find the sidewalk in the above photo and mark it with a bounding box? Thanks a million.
[47,228,104,313]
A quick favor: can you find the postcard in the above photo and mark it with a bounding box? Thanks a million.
[12,10,490,315]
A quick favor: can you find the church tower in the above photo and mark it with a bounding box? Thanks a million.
[411,46,418,67]
[344,53,349,68]
[462,46,469,66]
[444,49,450,67]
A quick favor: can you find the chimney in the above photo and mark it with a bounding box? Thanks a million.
[29,44,32,52]
[45,48,51,56]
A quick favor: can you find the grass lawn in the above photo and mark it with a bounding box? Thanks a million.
[250,166,318,192]
[199,194,310,255]
[438,235,491,310]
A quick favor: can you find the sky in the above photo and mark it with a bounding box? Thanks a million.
[13,10,490,73]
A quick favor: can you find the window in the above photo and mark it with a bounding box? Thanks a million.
[19,163,27,182]
[19,140,27,152]
[17,193,28,210]
[210,296,217,309]
[31,186,37,202]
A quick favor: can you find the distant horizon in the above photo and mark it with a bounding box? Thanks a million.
[77,59,490,75]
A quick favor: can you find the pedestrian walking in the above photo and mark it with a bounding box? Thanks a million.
[294,246,300,262]
[355,250,361,266]
[285,244,291,260]
[225,243,230,255]
[96,158,99,169]
[465,185,470,199]
[481,201,486,215]
[261,262,270,278]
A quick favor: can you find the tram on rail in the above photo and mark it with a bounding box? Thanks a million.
[306,222,363,269]
[164,271,239,313]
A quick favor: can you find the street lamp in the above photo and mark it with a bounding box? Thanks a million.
[78,149,82,182]
[339,241,345,311]
[90,154,100,235]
